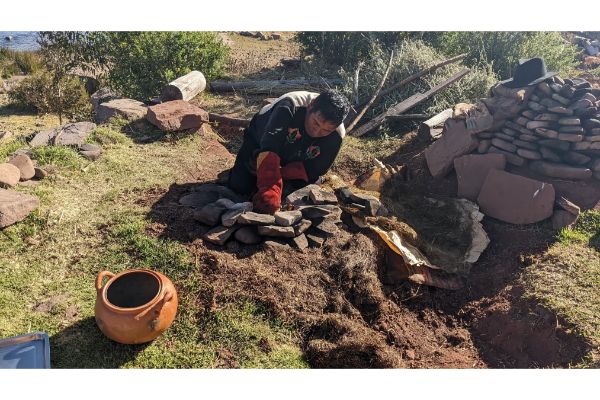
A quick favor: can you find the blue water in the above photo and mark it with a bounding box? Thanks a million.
[0,32,40,51]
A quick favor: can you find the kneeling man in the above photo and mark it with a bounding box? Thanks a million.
[228,90,350,214]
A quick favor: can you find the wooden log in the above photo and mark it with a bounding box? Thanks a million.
[209,78,341,95]
[208,113,250,128]
[418,108,453,140]
[350,69,471,137]
[357,52,467,109]
[160,71,207,102]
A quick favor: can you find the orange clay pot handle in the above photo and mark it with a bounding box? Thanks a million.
[95,271,115,292]
[133,288,173,321]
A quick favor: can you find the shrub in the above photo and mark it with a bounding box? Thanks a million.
[422,32,579,79]
[38,31,229,100]
[296,32,412,68]
[8,70,90,123]
[338,39,498,119]
[0,48,41,78]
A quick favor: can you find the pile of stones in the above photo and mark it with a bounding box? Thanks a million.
[476,76,600,180]
[180,183,386,250]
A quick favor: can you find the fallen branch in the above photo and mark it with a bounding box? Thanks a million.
[357,52,467,109]
[347,50,394,133]
[209,78,342,95]
[350,68,471,137]
[385,113,430,121]
[208,113,250,128]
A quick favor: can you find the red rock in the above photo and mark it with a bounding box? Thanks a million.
[556,196,580,215]
[488,146,527,167]
[454,154,506,201]
[8,154,35,181]
[96,99,147,124]
[425,119,479,178]
[477,169,555,224]
[477,139,492,153]
[0,188,40,228]
[147,100,209,132]
[516,148,542,160]
[491,138,517,153]
[552,210,578,230]
[529,161,592,180]
[203,224,239,245]
[0,163,20,187]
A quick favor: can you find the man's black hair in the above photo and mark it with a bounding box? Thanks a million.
[311,89,350,125]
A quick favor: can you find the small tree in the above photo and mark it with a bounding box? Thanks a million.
[8,32,91,123]
[8,70,88,124]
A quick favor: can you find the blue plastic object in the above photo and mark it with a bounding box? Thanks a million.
[0,332,51,369]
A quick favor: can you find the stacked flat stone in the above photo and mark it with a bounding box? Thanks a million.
[196,186,345,250]
[476,76,600,180]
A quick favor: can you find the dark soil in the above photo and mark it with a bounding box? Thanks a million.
[145,126,594,368]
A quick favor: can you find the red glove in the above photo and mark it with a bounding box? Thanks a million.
[252,151,283,214]
[281,161,309,182]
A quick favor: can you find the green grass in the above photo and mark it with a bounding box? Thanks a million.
[46,215,307,368]
[520,210,600,366]
[86,126,132,147]
[0,109,307,368]
[31,145,84,169]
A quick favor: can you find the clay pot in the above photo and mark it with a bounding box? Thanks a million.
[95,269,178,344]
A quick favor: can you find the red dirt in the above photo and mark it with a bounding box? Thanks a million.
[145,127,594,368]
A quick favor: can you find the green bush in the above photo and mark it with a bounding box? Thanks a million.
[38,31,229,100]
[422,32,579,79]
[296,32,412,67]
[8,69,90,123]
[106,32,228,99]
[339,39,498,118]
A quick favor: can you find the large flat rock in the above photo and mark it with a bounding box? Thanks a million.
[30,122,97,147]
[477,169,555,224]
[0,189,40,228]
[147,100,209,132]
[96,99,147,124]
[454,153,506,201]
[425,119,479,178]
[529,161,592,180]
[54,122,97,146]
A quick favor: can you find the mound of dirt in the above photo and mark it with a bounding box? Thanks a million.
[145,128,593,368]
[187,230,483,368]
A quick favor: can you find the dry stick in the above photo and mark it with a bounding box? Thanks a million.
[352,61,364,107]
[357,52,468,109]
[208,112,251,128]
[347,50,395,133]
[350,68,471,137]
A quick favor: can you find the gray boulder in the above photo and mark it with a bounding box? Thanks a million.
[96,99,147,124]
